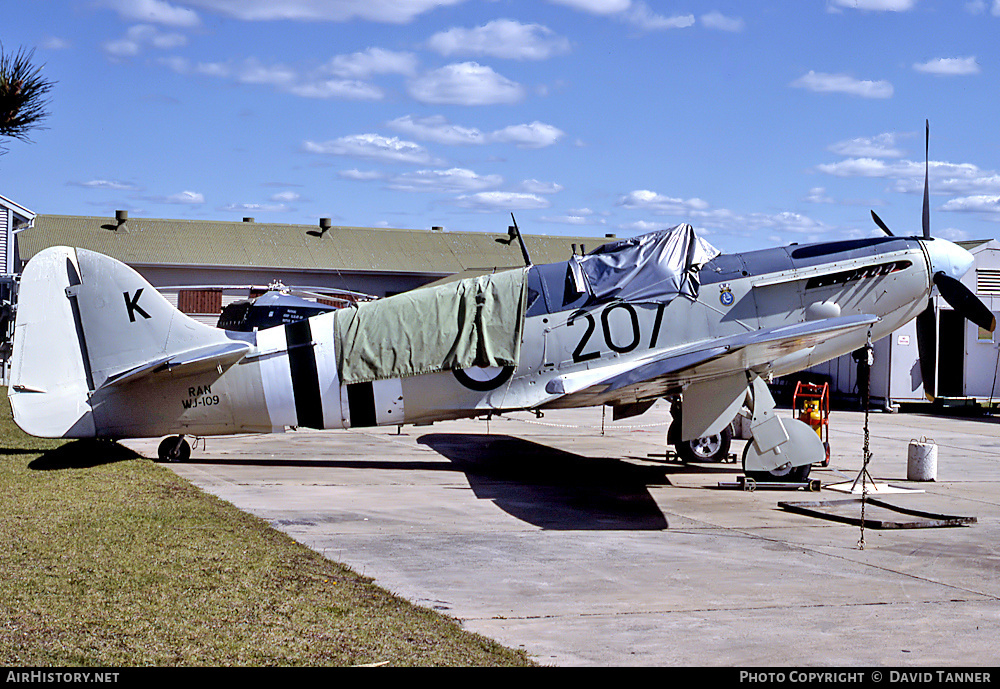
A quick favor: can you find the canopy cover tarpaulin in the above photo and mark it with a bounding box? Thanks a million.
[572,223,720,302]
[335,267,529,385]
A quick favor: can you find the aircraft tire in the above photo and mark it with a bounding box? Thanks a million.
[671,422,732,463]
[157,436,191,463]
[741,441,811,482]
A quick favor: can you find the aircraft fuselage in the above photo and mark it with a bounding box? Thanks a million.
[54,235,935,441]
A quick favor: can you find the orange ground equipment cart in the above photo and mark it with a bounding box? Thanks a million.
[793,381,830,467]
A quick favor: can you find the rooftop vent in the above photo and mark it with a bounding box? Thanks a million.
[431,226,443,232]
[308,218,333,238]
[114,210,129,233]
[243,217,255,223]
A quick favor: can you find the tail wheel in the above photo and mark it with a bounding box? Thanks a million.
[157,436,191,463]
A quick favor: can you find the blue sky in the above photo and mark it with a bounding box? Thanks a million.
[4,0,1000,253]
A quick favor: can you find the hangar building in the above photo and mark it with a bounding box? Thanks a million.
[0,194,614,381]
[1,195,612,321]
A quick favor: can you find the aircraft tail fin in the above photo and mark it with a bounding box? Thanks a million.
[9,247,244,438]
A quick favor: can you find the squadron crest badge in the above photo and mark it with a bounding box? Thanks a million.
[720,284,734,307]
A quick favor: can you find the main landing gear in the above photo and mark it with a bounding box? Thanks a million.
[740,376,824,482]
[669,420,733,464]
[157,435,191,462]
[671,375,823,481]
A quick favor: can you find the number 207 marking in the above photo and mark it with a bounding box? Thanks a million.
[568,302,666,363]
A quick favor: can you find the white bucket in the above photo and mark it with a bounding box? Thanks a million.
[907,437,938,481]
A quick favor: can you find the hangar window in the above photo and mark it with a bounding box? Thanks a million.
[977,270,1000,296]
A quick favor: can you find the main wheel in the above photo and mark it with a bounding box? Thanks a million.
[157,436,191,462]
[741,441,811,482]
[671,422,732,463]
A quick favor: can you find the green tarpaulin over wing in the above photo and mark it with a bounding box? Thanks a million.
[334,268,529,385]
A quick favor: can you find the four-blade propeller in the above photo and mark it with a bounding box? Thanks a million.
[872,121,996,398]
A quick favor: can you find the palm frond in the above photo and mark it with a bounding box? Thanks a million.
[0,44,55,144]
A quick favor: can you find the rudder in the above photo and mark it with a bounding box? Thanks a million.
[9,247,238,438]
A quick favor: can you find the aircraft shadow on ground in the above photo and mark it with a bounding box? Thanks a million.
[28,440,143,470]
[418,433,672,530]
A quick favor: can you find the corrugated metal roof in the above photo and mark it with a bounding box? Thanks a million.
[19,215,613,275]
[958,239,995,252]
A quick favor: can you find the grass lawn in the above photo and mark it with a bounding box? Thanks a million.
[0,390,533,666]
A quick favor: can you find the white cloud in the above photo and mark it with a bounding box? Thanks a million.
[387,115,485,145]
[74,179,138,191]
[103,24,188,57]
[165,190,205,204]
[701,11,744,32]
[222,202,293,213]
[791,71,893,98]
[614,190,833,237]
[386,168,503,193]
[547,0,631,14]
[42,37,71,50]
[339,169,384,181]
[827,0,915,10]
[491,122,565,148]
[455,192,550,211]
[806,187,834,204]
[891,170,1000,195]
[623,3,695,30]
[828,133,904,158]
[100,0,200,27]
[166,57,384,100]
[289,79,383,100]
[519,179,564,194]
[619,220,669,233]
[234,59,298,87]
[819,155,1000,199]
[428,20,570,60]
[937,227,972,240]
[387,115,564,148]
[270,191,301,202]
[326,48,418,79]
[303,134,440,165]
[407,62,525,105]
[940,195,1000,217]
[746,211,830,234]
[181,0,465,23]
[547,0,693,31]
[913,57,980,76]
[542,208,607,226]
[618,190,710,214]
[817,157,892,177]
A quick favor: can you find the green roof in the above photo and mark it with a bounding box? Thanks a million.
[19,215,613,276]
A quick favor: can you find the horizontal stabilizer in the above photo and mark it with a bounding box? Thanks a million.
[99,341,250,389]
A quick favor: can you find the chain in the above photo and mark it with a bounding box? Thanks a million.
[858,330,874,550]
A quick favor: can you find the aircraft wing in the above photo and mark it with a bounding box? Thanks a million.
[544,314,878,402]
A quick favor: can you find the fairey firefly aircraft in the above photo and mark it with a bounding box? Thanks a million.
[8,126,996,481]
